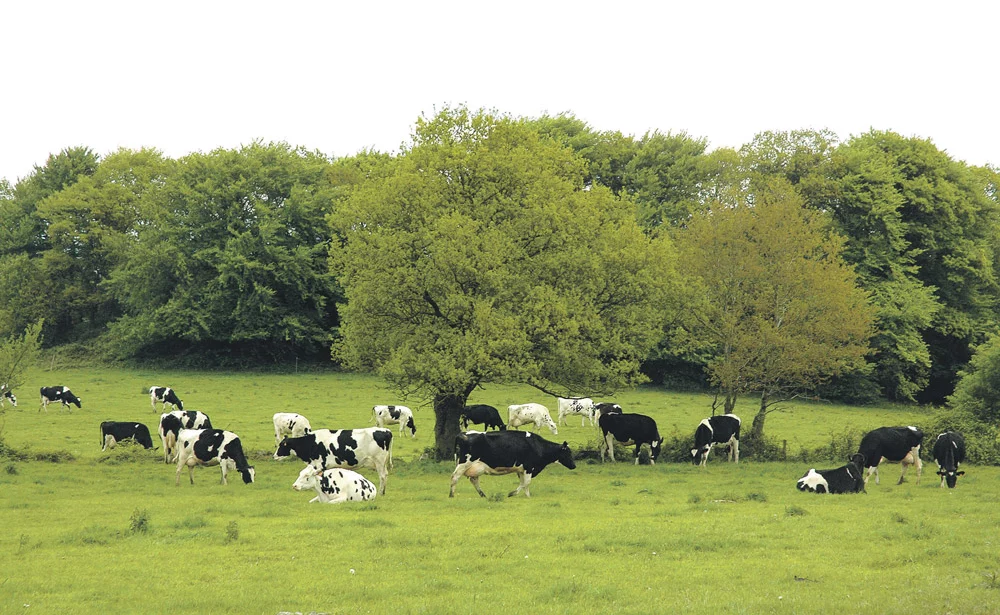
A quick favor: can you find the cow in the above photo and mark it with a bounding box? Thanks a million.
[594,402,623,419]
[450,430,576,498]
[39,386,82,412]
[796,454,866,494]
[175,429,255,485]
[460,404,506,431]
[149,386,183,412]
[372,405,416,438]
[0,386,15,409]
[856,426,924,486]
[292,466,378,504]
[158,410,213,464]
[274,428,393,495]
[691,414,741,466]
[507,403,558,435]
[273,412,313,448]
[932,430,966,489]
[598,412,662,464]
[100,421,155,451]
[556,397,596,427]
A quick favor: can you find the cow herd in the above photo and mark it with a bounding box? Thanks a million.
[6,383,971,504]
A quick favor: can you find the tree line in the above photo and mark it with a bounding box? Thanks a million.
[2,106,998,458]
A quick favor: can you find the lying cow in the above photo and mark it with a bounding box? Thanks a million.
[461,404,506,431]
[275,427,393,494]
[450,430,576,498]
[158,410,213,464]
[598,411,662,464]
[100,421,154,451]
[175,429,255,485]
[273,412,313,448]
[556,397,596,427]
[856,426,924,486]
[40,386,82,411]
[149,386,183,412]
[933,430,966,489]
[293,466,378,503]
[507,403,558,435]
[372,405,416,438]
[692,414,741,466]
[1,386,15,408]
[796,454,866,494]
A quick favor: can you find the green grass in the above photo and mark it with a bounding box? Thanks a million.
[1,366,994,614]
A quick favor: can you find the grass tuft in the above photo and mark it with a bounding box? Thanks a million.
[225,520,239,543]
[128,508,151,535]
[785,505,808,517]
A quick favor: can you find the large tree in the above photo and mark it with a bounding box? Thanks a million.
[330,107,679,459]
[673,179,874,450]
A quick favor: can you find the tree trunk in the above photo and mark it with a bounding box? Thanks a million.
[747,391,769,457]
[433,392,468,461]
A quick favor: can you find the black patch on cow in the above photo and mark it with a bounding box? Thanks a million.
[193,430,226,462]
[333,430,360,466]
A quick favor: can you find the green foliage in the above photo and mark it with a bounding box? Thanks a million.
[925,407,1000,465]
[949,334,1000,424]
[224,520,239,543]
[128,508,151,535]
[627,130,711,227]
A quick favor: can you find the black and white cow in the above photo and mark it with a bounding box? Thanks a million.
[175,429,255,485]
[933,431,966,489]
[292,466,378,503]
[508,403,558,435]
[39,386,82,412]
[158,411,213,464]
[149,386,183,412]
[556,397,596,427]
[691,414,741,466]
[275,428,394,494]
[0,386,15,408]
[450,430,576,498]
[273,412,313,448]
[856,426,924,486]
[460,404,506,431]
[598,412,662,464]
[796,454,866,494]
[100,421,154,451]
[594,402,623,420]
[372,405,416,438]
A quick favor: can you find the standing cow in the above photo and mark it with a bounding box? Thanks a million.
[372,405,416,438]
[856,426,924,486]
[273,412,313,448]
[450,430,576,498]
[149,386,183,412]
[461,405,506,431]
[275,428,394,494]
[691,414,741,466]
[158,410,213,464]
[933,431,966,489]
[556,397,596,427]
[1,386,15,409]
[598,412,662,464]
[39,386,82,412]
[292,466,378,504]
[100,421,154,451]
[175,429,255,485]
[507,403,558,435]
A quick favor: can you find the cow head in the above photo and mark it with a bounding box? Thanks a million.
[557,442,577,470]
[274,437,293,460]
[650,439,662,463]
[936,446,963,488]
[293,466,321,492]
[691,445,710,465]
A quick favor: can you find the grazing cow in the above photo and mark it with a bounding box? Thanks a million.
[292,466,378,504]
[273,412,313,447]
[149,386,183,412]
[275,428,393,494]
[450,430,576,498]
[598,412,662,464]
[507,403,558,435]
[556,397,596,427]
[691,414,741,466]
[933,431,966,489]
[796,454,866,494]
[158,410,213,464]
[100,421,155,451]
[0,386,15,408]
[594,402,622,419]
[460,404,506,431]
[39,386,82,412]
[372,405,416,438]
[856,426,924,486]
[175,429,255,485]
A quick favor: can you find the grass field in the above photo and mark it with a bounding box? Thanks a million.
[2,366,998,614]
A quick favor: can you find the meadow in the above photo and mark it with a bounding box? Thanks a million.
[2,366,999,614]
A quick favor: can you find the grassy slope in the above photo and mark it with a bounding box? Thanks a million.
[2,366,996,615]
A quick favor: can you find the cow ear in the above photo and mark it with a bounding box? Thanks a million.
[562,441,569,447]
[937,470,945,475]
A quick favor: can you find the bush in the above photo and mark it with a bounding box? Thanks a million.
[128,509,151,535]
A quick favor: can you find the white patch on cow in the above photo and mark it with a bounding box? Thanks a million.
[797,469,830,493]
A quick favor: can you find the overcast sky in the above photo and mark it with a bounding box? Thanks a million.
[2,0,996,184]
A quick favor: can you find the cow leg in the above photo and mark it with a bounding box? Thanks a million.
[220,463,228,485]
[470,476,486,498]
[634,444,641,465]
[377,465,388,495]
[449,466,465,497]
[604,433,616,462]
[102,435,115,451]
[508,471,530,498]
[732,439,740,464]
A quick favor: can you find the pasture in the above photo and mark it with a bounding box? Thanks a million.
[1,367,998,614]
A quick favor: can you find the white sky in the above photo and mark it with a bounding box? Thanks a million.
[2,0,997,184]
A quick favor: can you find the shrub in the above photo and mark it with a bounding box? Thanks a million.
[128,509,151,535]
[225,520,239,543]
